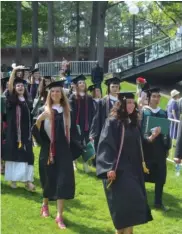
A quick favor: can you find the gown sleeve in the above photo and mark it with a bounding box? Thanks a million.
[175,120,182,159]
[70,110,84,160]
[96,117,120,179]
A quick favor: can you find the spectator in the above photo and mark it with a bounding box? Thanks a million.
[174,117,182,164]
[167,89,180,139]
[91,61,104,94]
[178,97,182,118]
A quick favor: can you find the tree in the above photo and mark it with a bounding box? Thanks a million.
[75,1,80,60]
[97,1,108,67]
[47,1,54,61]
[89,1,98,60]
[32,1,39,67]
[16,1,22,64]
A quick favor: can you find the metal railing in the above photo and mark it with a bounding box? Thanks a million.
[38,61,97,76]
[168,118,180,140]
[108,36,182,73]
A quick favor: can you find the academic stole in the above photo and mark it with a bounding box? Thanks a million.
[107,124,149,189]
[76,95,89,132]
[16,102,31,149]
[48,110,70,165]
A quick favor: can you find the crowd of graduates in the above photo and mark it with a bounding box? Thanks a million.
[1,63,182,234]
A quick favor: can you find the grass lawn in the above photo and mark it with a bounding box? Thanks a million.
[2,81,181,234]
[2,149,182,234]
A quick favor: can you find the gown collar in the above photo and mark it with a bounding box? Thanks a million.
[109,94,118,102]
[52,104,63,113]
[144,105,161,113]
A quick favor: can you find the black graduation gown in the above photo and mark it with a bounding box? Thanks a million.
[89,95,116,143]
[96,118,152,230]
[141,107,171,184]
[69,94,95,144]
[32,110,81,200]
[175,119,182,159]
[3,94,34,165]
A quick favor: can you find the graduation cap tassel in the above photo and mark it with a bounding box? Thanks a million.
[140,138,150,174]
[48,111,56,165]
[107,125,125,190]
[16,105,22,149]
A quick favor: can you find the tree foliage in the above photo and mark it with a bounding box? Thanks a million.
[1,1,182,49]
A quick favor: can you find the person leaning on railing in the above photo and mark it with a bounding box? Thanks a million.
[174,117,182,164]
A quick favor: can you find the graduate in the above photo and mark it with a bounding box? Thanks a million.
[89,77,121,148]
[87,83,102,110]
[31,76,53,118]
[141,88,171,211]
[67,81,76,98]
[88,84,102,166]
[1,75,10,174]
[69,74,95,172]
[4,77,35,190]
[30,68,41,101]
[32,80,82,229]
[96,91,152,234]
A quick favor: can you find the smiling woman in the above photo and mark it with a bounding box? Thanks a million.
[3,77,35,191]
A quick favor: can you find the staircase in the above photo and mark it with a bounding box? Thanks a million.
[108,36,182,78]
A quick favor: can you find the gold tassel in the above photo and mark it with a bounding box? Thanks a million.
[142,161,150,174]
[106,180,113,190]
[18,142,22,149]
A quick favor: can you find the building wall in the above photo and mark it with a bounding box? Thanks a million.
[1,47,132,72]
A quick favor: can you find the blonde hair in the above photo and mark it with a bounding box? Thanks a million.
[45,87,71,125]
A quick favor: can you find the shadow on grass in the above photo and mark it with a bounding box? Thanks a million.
[1,181,90,211]
[77,167,97,179]
[65,219,112,234]
[146,189,182,218]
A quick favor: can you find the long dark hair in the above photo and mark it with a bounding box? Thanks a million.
[6,85,29,105]
[38,79,48,103]
[110,99,139,127]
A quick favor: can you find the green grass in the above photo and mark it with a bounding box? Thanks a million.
[2,81,180,234]
[2,147,182,234]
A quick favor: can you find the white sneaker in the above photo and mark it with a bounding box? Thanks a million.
[11,182,17,189]
[73,162,77,171]
[83,162,90,173]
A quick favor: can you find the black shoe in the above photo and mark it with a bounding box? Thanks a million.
[154,204,170,212]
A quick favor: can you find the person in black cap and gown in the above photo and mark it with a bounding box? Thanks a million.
[31,76,53,119]
[69,74,95,172]
[30,68,41,101]
[141,88,171,211]
[88,83,102,166]
[96,91,152,234]
[90,77,121,149]
[4,75,35,191]
[32,80,82,229]
[1,74,10,174]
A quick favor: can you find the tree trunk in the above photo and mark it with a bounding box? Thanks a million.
[16,1,22,64]
[75,1,80,60]
[32,1,39,67]
[47,1,54,62]
[89,1,98,60]
[96,1,108,68]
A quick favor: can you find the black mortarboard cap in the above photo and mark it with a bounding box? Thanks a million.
[45,80,65,90]
[145,87,160,96]
[105,77,121,86]
[87,83,100,92]
[72,74,86,84]
[16,66,31,72]
[43,76,52,80]
[32,68,39,73]
[117,91,135,100]
[13,78,27,86]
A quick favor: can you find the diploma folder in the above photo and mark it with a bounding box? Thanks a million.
[144,116,170,135]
